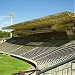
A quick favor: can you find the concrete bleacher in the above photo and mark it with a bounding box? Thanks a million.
[0,32,75,75]
[0,42,21,54]
[0,39,74,71]
[21,47,48,59]
[0,42,37,55]
[11,46,36,55]
[12,41,74,70]
[36,43,75,69]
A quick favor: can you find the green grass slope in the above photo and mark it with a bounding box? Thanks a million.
[0,54,30,75]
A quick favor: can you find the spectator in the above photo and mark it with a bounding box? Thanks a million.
[18,71,24,75]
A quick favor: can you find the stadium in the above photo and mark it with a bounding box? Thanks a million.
[0,11,75,75]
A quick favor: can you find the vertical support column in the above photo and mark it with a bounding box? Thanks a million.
[67,68,68,75]
[66,29,75,40]
[71,61,75,75]
[10,16,13,38]
[10,12,14,38]
[71,62,72,75]
[62,70,63,75]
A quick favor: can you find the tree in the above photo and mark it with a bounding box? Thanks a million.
[0,30,10,38]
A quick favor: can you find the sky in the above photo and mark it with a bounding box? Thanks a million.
[0,0,74,30]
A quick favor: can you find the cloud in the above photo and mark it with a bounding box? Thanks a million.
[0,16,9,20]
[0,22,10,29]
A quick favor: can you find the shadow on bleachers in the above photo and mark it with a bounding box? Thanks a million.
[6,31,72,47]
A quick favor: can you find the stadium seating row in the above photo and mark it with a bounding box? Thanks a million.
[0,40,75,71]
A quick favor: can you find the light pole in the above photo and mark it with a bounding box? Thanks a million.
[9,12,14,38]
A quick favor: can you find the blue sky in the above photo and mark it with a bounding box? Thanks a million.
[0,0,74,30]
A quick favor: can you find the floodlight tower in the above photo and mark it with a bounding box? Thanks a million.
[9,12,14,38]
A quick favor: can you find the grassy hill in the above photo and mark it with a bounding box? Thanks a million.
[0,54,30,75]
[3,11,74,31]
